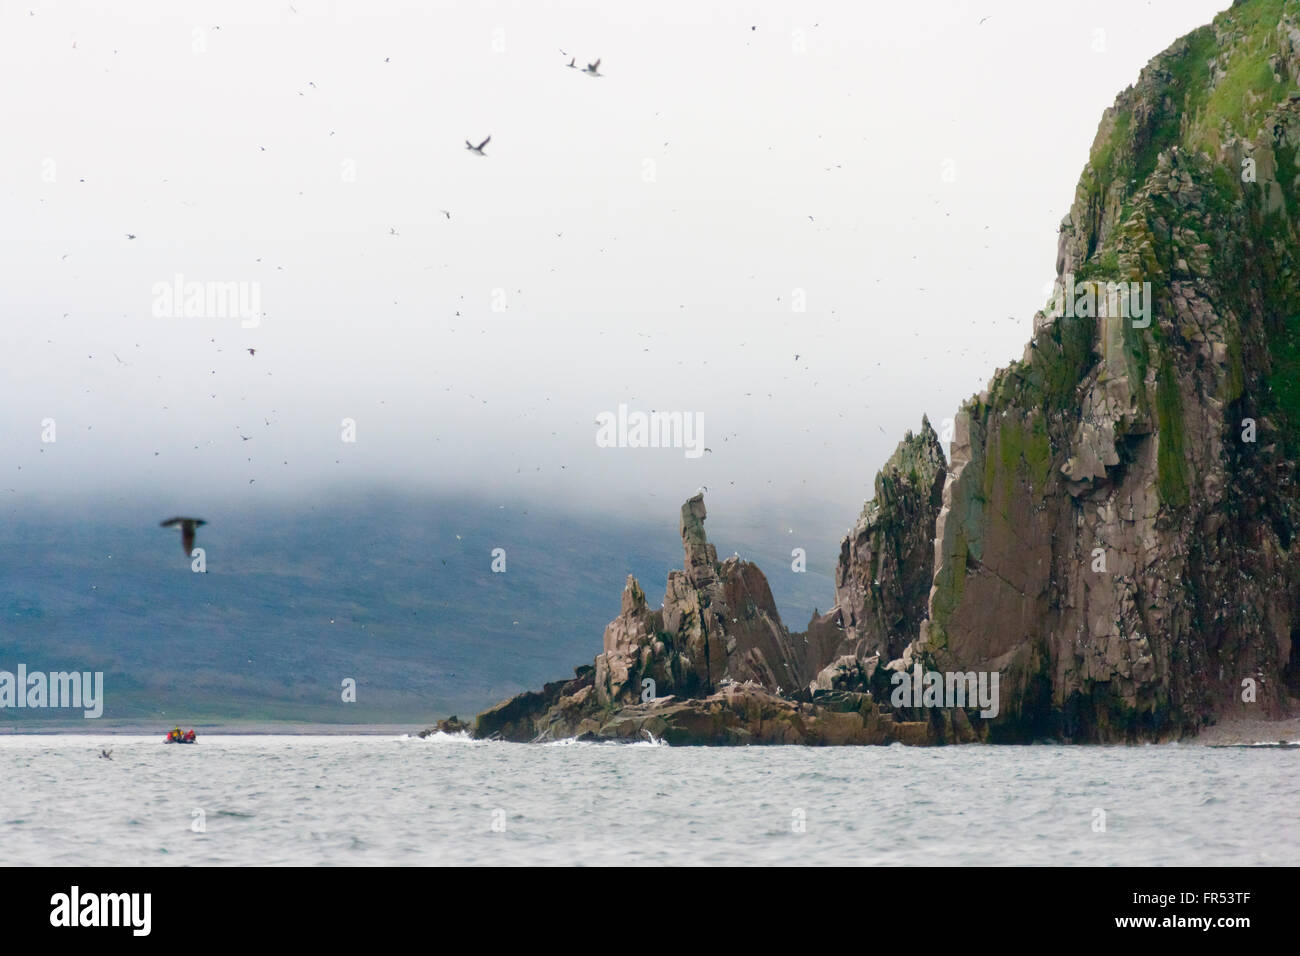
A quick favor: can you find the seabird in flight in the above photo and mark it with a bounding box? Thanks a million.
[465,135,491,156]
[160,517,206,555]
[583,59,602,77]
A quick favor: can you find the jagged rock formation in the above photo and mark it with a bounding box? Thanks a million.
[445,0,1300,746]
[451,491,977,745]
[593,493,809,706]
[829,418,947,665]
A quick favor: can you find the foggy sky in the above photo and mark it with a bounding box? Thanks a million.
[1,0,1228,533]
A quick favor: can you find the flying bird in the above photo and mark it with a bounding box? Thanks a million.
[99,749,112,760]
[465,135,491,155]
[160,517,206,555]
[125,234,136,240]
[583,59,602,76]
[566,57,577,69]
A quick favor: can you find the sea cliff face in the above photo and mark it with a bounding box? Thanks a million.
[921,0,1300,740]
[443,0,1300,745]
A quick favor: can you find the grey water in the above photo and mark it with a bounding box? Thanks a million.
[2,734,1295,865]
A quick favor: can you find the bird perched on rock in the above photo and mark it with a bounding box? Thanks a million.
[465,135,490,156]
[160,517,206,554]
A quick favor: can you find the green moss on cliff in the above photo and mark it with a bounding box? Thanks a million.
[1156,360,1191,508]
[927,532,968,650]
[983,412,1052,503]
[1224,322,1246,403]
[1267,314,1300,454]
[1199,0,1291,134]
[1077,0,1291,263]
[1275,141,1299,220]
[1089,109,1129,187]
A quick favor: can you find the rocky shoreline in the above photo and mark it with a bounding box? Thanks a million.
[436,682,985,747]
[432,3,1300,746]
[1185,715,1300,747]
[425,491,1296,747]
[425,491,999,746]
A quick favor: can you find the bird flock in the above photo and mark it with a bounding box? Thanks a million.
[16,11,1032,576]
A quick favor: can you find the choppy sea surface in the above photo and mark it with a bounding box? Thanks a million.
[2,734,1296,865]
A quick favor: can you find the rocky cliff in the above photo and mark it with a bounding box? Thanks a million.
[444,0,1300,745]
[919,0,1300,740]
[831,417,947,665]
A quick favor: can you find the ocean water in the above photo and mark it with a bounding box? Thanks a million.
[2,734,1296,866]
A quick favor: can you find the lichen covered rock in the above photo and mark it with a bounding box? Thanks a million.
[920,0,1300,740]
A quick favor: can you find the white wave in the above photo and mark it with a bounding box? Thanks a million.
[416,730,481,745]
